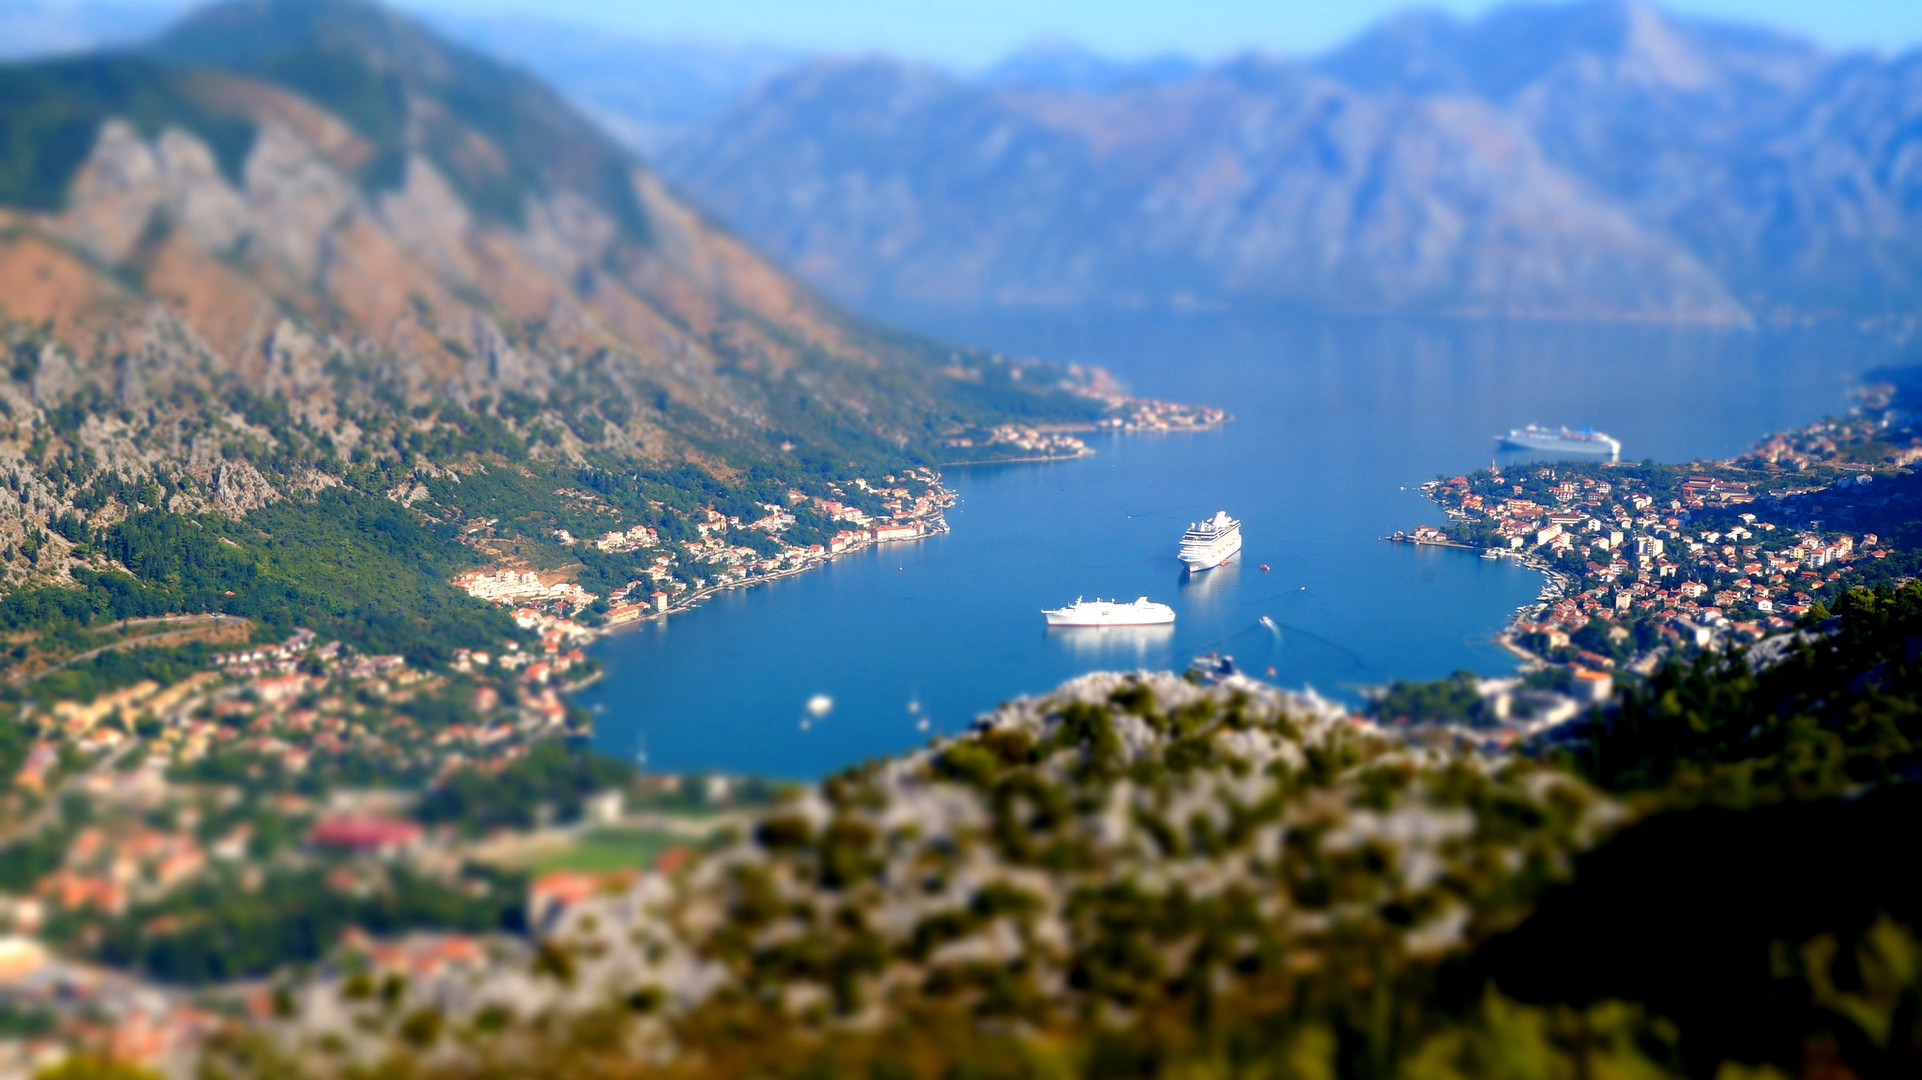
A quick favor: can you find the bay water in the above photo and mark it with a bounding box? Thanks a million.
[582,313,1908,779]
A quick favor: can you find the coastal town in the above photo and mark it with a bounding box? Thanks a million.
[451,466,958,639]
[1381,391,1922,737]
[447,391,1229,640]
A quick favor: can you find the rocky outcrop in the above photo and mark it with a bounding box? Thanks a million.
[2,0,1050,429]
[263,671,1617,1065]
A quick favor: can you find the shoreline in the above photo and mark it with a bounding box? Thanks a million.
[586,511,955,638]
[944,413,1232,469]
[943,450,1094,467]
[944,414,1231,468]
[1385,526,1562,666]
[1032,415,1234,435]
[570,405,1234,639]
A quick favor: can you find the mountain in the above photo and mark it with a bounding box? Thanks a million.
[657,0,1922,324]
[660,49,1746,323]
[1316,0,1825,101]
[0,0,1100,603]
[979,39,1200,93]
[422,13,803,156]
[1317,0,1921,319]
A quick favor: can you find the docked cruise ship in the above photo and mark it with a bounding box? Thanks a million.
[1043,597,1176,627]
[1497,424,1621,460]
[1178,510,1242,573]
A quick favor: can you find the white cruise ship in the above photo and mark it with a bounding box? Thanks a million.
[1043,597,1176,627]
[1178,510,1242,573]
[1497,424,1621,461]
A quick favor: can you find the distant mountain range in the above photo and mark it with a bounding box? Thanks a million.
[422,14,802,156]
[978,39,1200,94]
[655,1,1922,325]
[5,0,1917,326]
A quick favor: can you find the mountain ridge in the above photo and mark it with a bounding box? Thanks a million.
[422,12,803,156]
[656,0,1922,324]
[661,42,1751,324]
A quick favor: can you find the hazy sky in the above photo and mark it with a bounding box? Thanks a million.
[403,0,1921,68]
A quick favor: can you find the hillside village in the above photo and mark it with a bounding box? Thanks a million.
[0,606,732,1075]
[451,468,959,637]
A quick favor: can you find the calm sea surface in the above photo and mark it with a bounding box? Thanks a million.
[583,313,1909,778]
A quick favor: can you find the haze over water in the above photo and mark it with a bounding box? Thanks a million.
[584,312,1909,779]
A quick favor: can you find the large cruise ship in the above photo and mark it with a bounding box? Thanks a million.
[1178,510,1242,573]
[1043,597,1176,627]
[1497,424,1621,460]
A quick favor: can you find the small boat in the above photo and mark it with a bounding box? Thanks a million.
[1188,652,1237,682]
[1481,549,1500,560]
[1259,563,1271,571]
[1258,615,1277,629]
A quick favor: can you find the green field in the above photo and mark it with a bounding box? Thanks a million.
[528,826,688,874]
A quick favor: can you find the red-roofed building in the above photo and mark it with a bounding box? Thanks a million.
[529,871,617,931]
[308,816,423,857]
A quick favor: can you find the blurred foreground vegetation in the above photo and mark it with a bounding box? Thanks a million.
[192,584,1922,1080]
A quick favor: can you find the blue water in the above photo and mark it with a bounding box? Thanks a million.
[583,312,1907,779]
